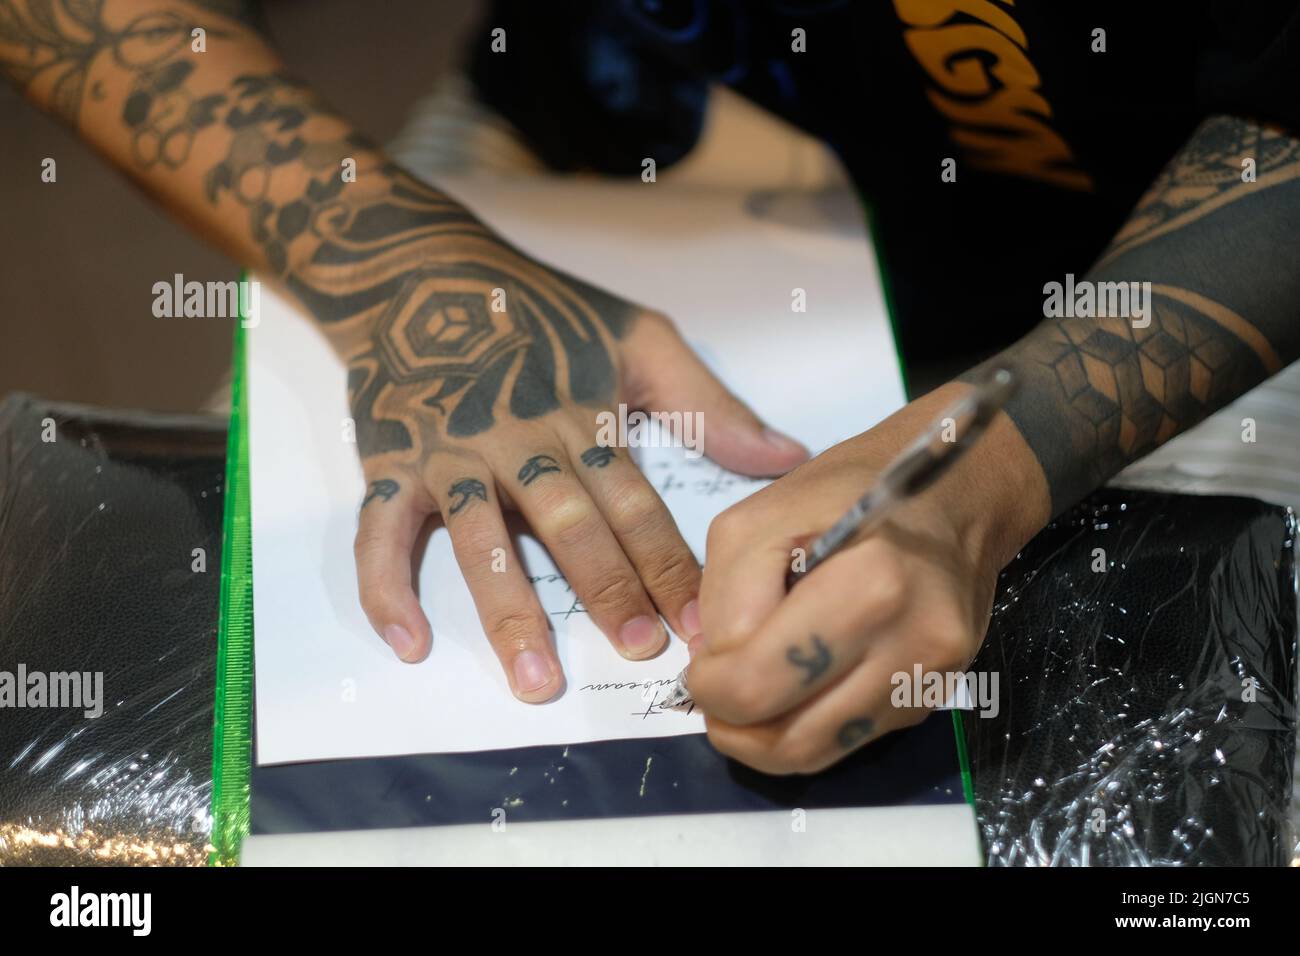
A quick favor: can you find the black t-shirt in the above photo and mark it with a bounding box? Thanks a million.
[470,1,1300,368]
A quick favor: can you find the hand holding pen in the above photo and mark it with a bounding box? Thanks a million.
[658,370,1021,774]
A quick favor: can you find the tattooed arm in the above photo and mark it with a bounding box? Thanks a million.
[690,115,1300,774]
[1,0,809,699]
[961,114,1300,521]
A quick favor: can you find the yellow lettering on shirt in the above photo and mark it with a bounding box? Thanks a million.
[895,0,1094,191]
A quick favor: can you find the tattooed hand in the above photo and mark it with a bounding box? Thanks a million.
[174,68,812,696]
[346,249,811,696]
[307,165,809,699]
[686,383,1034,774]
[0,2,808,702]
[689,113,1300,772]
[156,62,813,698]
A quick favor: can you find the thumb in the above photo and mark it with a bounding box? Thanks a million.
[623,313,810,477]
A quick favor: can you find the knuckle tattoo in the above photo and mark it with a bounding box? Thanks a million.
[447,477,488,515]
[580,445,617,469]
[518,454,562,486]
[360,478,399,508]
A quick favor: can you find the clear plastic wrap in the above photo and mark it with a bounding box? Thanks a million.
[965,489,1298,866]
[0,394,224,865]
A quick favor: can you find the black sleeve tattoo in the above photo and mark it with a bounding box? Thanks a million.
[962,116,1300,515]
[447,477,488,515]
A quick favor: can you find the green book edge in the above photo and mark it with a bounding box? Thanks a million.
[861,198,979,823]
[208,207,979,864]
[209,271,254,866]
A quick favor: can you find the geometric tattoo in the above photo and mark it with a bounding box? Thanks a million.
[961,115,1300,515]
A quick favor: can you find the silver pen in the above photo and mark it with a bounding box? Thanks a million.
[658,368,1018,711]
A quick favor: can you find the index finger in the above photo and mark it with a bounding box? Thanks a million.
[689,538,907,725]
[696,504,794,654]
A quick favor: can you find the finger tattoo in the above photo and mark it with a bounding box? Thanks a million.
[836,717,875,750]
[361,478,400,508]
[448,478,488,516]
[786,634,832,685]
[580,446,617,469]
[518,454,562,486]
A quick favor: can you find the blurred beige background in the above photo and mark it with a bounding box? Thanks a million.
[0,0,483,412]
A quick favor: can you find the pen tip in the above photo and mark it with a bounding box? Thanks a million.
[659,674,692,710]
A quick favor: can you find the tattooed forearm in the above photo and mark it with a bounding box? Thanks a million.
[2,1,211,122]
[447,478,487,516]
[963,116,1300,515]
[580,446,617,468]
[2,2,637,475]
[123,57,228,169]
[786,634,831,685]
[1099,117,1300,263]
[179,65,637,461]
[518,454,562,486]
[361,478,399,508]
[0,0,251,124]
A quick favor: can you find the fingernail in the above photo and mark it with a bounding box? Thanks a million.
[688,635,705,660]
[681,599,702,639]
[762,426,807,456]
[619,615,666,656]
[513,651,552,693]
[383,624,417,660]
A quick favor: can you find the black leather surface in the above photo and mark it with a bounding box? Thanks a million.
[0,393,225,865]
[966,489,1298,866]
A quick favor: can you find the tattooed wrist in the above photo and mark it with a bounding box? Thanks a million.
[193,74,638,465]
[964,115,1300,516]
[2,4,640,477]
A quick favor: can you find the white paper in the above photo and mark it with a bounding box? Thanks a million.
[250,176,905,765]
